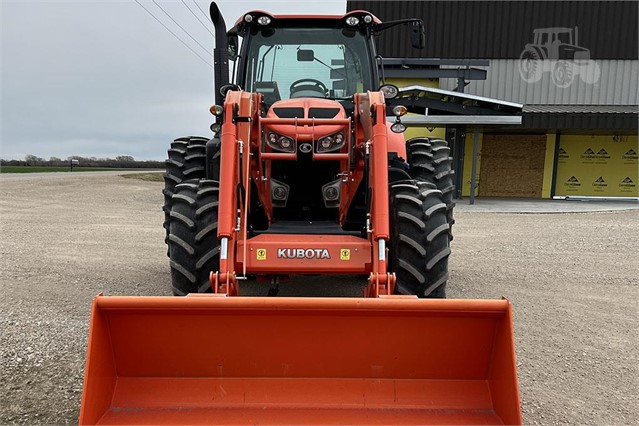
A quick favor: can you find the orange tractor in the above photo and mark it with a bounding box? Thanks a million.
[79,3,521,424]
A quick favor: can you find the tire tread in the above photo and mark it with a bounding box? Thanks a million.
[389,181,450,298]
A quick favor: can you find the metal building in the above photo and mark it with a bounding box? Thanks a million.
[349,0,639,199]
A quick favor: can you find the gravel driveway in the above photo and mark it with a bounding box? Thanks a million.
[0,173,637,424]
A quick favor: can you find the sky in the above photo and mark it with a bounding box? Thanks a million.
[0,0,346,161]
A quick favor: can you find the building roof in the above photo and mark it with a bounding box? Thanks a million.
[523,105,638,114]
[522,105,638,130]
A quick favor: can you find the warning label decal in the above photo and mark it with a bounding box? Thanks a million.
[256,249,267,260]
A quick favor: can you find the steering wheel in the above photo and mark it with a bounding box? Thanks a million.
[289,78,328,98]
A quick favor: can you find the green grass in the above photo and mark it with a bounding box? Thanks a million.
[121,172,164,182]
[0,166,131,173]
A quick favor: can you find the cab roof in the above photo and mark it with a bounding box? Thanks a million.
[231,9,381,32]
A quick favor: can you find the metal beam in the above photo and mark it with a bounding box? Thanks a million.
[382,58,490,67]
[470,126,480,205]
[399,116,522,125]
[395,97,510,116]
[399,85,524,110]
[384,67,487,80]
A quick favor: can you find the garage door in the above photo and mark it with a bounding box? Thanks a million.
[479,134,546,198]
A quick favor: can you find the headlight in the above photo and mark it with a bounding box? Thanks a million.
[379,84,399,99]
[257,16,271,25]
[266,132,295,153]
[345,16,359,26]
[317,132,345,153]
[278,136,292,149]
[390,121,407,133]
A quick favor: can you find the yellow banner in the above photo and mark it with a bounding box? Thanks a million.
[555,134,638,197]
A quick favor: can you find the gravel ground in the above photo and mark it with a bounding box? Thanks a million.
[0,173,637,425]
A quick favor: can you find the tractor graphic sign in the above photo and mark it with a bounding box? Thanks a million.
[518,27,600,88]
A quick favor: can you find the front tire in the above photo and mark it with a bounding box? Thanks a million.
[407,137,455,240]
[167,179,220,295]
[163,136,208,249]
[389,181,450,298]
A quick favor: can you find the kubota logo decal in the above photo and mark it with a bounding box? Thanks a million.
[277,248,331,259]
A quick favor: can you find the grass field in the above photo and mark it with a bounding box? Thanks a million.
[0,166,154,173]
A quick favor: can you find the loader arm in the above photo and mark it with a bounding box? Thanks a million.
[216,90,261,294]
[214,90,396,296]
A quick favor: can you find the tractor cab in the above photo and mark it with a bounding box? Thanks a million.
[221,10,424,109]
[231,11,377,108]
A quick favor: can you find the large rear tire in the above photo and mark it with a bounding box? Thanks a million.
[407,137,455,240]
[389,181,450,298]
[163,136,208,248]
[167,179,220,295]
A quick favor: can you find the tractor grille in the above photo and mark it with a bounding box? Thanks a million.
[273,107,341,119]
[273,107,304,118]
[308,108,340,119]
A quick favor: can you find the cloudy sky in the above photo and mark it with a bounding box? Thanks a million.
[1,0,346,160]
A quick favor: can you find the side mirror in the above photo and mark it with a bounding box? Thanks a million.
[297,49,314,62]
[228,35,238,61]
[410,21,425,49]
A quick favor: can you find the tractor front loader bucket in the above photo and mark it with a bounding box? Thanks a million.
[79,296,521,425]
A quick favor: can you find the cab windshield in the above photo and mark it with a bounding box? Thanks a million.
[242,26,372,102]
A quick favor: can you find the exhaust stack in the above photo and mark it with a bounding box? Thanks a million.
[210,2,229,106]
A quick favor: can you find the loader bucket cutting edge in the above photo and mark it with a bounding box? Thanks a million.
[79,296,521,425]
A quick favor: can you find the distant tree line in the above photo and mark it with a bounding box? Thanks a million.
[1,155,164,169]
